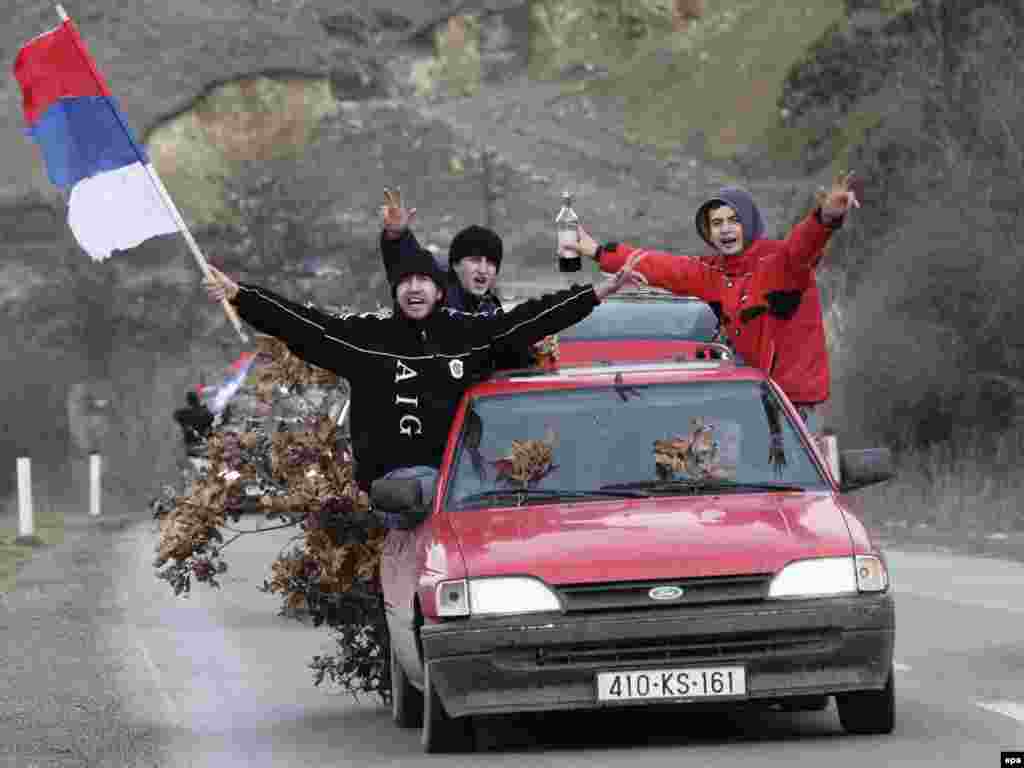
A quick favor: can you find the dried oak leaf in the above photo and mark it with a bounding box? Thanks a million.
[533,334,560,368]
[654,417,725,479]
[251,335,338,400]
[492,427,558,486]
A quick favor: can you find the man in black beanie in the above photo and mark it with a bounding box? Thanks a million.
[203,244,646,500]
[444,224,504,314]
[379,189,534,368]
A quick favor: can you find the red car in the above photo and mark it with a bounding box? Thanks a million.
[376,351,895,753]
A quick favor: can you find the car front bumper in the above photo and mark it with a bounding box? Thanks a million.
[420,593,894,718]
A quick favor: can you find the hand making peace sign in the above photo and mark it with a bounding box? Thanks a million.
[817,171,862,224]
[379,187,417,238]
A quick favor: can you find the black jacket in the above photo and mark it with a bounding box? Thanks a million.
[231,282,600,490]
[380,231,536,371]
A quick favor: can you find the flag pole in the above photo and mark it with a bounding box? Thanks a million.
[54,4,249,343]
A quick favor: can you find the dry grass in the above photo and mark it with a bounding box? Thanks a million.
[0,506,65,594]
[579,0,846,158]
[857,427,1024,535]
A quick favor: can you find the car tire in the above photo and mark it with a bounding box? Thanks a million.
[421,661,475,753]
[391,643,423,728]
[836,671,895,735]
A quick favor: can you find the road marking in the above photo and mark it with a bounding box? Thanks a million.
[976,699,1024,724]
[137,637,182,727]
[894,662,911,672]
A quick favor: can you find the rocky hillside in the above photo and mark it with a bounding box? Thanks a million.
[4,0,1014,509]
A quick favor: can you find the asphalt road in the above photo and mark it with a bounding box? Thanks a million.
[107,521,1024,767]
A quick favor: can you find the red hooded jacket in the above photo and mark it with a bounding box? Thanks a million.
[597,187,836,405]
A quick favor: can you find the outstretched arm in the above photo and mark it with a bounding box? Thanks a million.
[782,171,861,275]
[204,266,357,373]
[563,226,717,301]
[468,254,648,350]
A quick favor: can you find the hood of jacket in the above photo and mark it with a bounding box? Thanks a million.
[695,187,766,250]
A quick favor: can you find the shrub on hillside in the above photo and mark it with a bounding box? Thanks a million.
[778,2,1024,448]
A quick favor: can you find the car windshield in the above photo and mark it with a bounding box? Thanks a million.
[557,298,718,342]
[445,380,828,510]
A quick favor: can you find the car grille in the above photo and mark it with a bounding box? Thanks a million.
[556,574,771,613]
[516,629,839,669]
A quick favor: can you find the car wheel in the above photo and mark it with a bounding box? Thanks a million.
[390,643,423,728]
[421,661,475,753]
[836,671,895,735]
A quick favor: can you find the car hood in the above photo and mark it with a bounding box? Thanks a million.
[447,493,853,585]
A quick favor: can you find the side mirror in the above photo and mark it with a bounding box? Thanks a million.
[839,448,895,493]
[370,476,430,530]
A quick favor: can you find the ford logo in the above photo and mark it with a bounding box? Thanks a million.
[648,585,684,601]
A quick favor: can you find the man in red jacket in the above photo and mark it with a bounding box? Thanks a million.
[565,174,859,433]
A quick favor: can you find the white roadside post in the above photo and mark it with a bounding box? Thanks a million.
[89,453,102,517]
[17,457,34,539]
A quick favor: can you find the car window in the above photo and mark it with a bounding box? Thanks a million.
[445,380,828,509]
[557,299,719,342]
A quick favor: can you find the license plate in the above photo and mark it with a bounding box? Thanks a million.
[596,666,746,702]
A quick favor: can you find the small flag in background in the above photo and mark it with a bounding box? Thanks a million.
[203,352,257,415]
[13,18,178,261]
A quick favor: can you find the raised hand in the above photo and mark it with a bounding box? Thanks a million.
[379,187,417,238]
[594,249,648,301]
[816,171,861,224]
[204,265,239,303]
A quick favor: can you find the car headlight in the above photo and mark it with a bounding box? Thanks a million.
[768,556,889,598]
[436,577,562,617]
[436,579,470,617]
[769,557,857,598]
[854,555,889,592]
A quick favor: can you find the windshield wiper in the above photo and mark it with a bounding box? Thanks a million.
[601,479,807,494]
[457,487,649,506]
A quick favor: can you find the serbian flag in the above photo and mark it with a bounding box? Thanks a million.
[201,352,257,415]
[13,17,178,261]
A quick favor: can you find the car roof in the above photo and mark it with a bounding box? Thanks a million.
[501,285,706,305]
[471,354,768,397]
[596,287,706,302]
[503,286,719,345]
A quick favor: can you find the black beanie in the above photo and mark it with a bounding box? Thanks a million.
[448,225,503,272]
[389,238,446,297]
